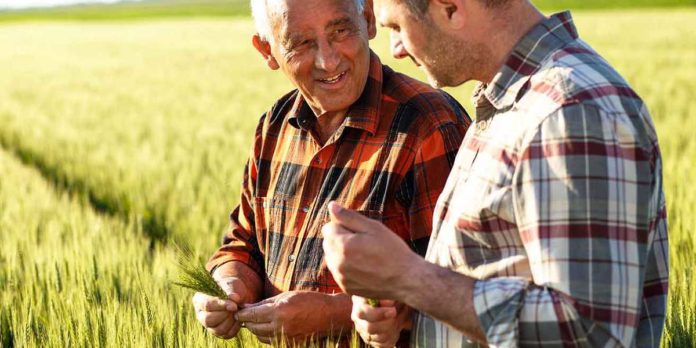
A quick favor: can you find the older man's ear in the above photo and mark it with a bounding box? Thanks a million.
[363,0,377,40]
[252,34,280,70]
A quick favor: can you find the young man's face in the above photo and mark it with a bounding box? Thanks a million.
[260,0,376,116]
[375,0,478,87]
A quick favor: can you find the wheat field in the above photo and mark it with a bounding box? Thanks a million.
[0,7,694,347]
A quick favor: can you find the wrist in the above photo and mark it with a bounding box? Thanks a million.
[212,261,263,303]
[323,293,354,334]
[393,254,430,304]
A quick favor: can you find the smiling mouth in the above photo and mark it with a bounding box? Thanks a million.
[318,71,346,84]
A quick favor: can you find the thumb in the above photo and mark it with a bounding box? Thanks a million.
[328,201,375,234]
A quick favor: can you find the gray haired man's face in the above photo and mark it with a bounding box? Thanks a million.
[265,0,376,116]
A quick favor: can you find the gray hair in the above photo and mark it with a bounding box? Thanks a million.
[251,0,366,43]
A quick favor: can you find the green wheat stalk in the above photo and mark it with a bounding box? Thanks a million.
[172,245,228,300]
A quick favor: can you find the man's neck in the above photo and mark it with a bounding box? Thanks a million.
[312,109,348,146]
[478,3,545,83]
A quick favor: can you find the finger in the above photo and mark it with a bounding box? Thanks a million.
[328,202,379,234]
[210,314,235,337]
[352,295,367,306]
[360,331,398,348]
[358,331,371,345]
[235,303,274,323]
[192,292,214,311]
[244,322,277,337]
[227,292,242,303]
[353,317,370,337]
[372,332,398,345]
[353,304,397,322]
[193,293,236,312]
[363,320,396,335]
[378,299,396,307]
[353,296,397,309]
[220,321,242,340]
[241,296,274,308]
[321,221,353,241]
[353,311,397,336]
[196,310,230,328]
[207,298,238,312]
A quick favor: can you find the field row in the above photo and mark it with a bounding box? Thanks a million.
[0,147,287,346]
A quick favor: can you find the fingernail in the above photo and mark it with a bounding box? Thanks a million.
[329,201,342,214]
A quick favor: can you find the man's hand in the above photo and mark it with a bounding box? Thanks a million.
[234,290,352,344]
[321,202,422,299]
[352,297,411,348]
[191,276,250,339]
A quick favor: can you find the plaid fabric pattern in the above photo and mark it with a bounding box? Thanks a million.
[412,12,668,347]
[208,52,470,297]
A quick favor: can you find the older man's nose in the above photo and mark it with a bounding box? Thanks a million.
[390,32,409,59]
[315,40,340,72]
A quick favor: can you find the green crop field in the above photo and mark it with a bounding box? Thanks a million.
[0,3,694,348]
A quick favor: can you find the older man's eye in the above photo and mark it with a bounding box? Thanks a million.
[291,39,311,50]
[333,27,352,40]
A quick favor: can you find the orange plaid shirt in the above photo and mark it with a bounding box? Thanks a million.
[208,52,470,296]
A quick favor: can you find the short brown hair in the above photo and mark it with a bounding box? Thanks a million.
[399,0,510,18]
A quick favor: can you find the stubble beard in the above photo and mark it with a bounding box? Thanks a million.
[420,23,490,88]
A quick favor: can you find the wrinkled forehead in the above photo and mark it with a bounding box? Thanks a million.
[269,0,362,38]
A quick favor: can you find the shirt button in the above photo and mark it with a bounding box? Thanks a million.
[315,158,322,164]
[302,206,310,213]
[288,255,296,262]
[477,119,489,131]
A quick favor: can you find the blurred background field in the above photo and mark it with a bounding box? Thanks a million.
[0,0,695,21]
[0,0,694,347]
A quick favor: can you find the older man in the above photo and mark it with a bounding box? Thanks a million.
[192,0,470,344]
[322,0,669,347]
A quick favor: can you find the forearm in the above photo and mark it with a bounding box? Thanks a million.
[212,261,263,303]
[401,264,646,347]
[396,258,486,343]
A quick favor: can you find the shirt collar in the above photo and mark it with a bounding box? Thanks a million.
[474,11,579,110]
[288,50,383,136]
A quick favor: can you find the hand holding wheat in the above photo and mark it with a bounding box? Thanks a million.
[172,245,228,299]
[173,245,246,339]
